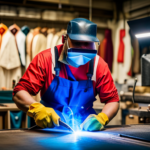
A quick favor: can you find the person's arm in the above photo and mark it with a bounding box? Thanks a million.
[101,101,119,121]
[13,90,36,112]
[12,51,60,128]
[81,59,120,131]
[12,52,47,112]
[96,61,120,121]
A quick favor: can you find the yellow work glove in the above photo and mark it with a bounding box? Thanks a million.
[27,102,60,128]
[80,112,109,131]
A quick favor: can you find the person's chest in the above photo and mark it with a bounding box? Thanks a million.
[59,63,89,81]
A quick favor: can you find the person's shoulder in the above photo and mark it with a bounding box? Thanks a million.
[37,48,51,58]
[37,44,63,59]
[96,54,108,70]
[95,54,111,79]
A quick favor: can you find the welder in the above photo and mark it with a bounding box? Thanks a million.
[12,18,119,131]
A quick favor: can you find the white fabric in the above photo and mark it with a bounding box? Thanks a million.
[16,30,26,66]
[110,20,132,84]
[26,31,33,69]
[47,33,54,49]
[32,33,47,59]
[56,30,67,46]
[51,34,59,48]
[91,55,99,82]
[51,48,55,75]
[0,30,21,89]
[57,36,62,45]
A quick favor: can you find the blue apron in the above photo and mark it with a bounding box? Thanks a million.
[41,46,96,130]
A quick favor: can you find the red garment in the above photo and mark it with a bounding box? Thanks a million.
[98,29,113,72]
[13,44,119,104]
[117,29,125,63]
[98,39,106,60]
[104,29,113,72]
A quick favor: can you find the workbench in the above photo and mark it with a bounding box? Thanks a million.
[0,124,150,150]
[120,92,150,125]
[120,92,150,104]
[0,103,28,129]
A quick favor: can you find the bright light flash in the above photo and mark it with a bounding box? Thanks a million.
[73,131,83,136]
[135,32,150,38]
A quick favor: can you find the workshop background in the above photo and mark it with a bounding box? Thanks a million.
[0,0,150,130]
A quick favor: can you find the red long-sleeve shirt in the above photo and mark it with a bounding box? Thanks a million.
[13,44,119,104]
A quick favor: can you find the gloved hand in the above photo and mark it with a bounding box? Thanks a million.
[80,112,109,131]
[27,102,60,128]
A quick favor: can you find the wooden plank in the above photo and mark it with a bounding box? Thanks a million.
[21,113,26,128]
[0,115,3,129]
[4,111,8,129]
[0,103,19,111]
[25,114,28,128]
[7,111,10,129]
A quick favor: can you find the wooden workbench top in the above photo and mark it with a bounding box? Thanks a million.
[0,103,19,111]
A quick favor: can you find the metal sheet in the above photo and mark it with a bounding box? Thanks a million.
[0,125,150,150]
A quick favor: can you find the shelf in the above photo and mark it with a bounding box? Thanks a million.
[0,15,69,24]
[0,15,106,31]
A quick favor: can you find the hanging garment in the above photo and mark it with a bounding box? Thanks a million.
[117,29,125,63]
[0,23,8,88]
[21,26,30,36]
[47,28,55,49]
[104,29,113,72]
[40,27,48,37]
[9,24,20,36]
[98,38,107,59]
[16,29,26,67]
[41,46,96,130]
[56,30,67,45]
[51,32,60,48]
[26,30,34,69]
[26,27,41,69]
[111,20,132,84]
[47,32,54,49]
[32,33,47,59]
[99,29,113,72]
[21,25,30,73]
[9,24,26,76]
[0,24,21,89]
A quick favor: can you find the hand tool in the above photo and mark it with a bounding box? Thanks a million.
[29,120,74,133]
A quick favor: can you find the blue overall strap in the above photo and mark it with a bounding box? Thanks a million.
[87,58,94,80]
[65,65,76,81]
[54,46,61,76]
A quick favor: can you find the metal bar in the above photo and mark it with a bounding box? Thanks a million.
[89,0,92,21]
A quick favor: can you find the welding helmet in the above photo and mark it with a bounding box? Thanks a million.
[67,18,99,42]
[61,18,99,68]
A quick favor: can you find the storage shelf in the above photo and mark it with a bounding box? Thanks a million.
[0,15,106,30]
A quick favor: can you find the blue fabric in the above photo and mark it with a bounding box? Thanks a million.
[10,111,23,129]
[66,48,96,68]
[41,47,96,131]
[41,76,96,130]
[21,26,30,36]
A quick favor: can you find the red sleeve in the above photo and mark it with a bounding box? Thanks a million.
[13,52,47,96]
[96,58,119,104]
